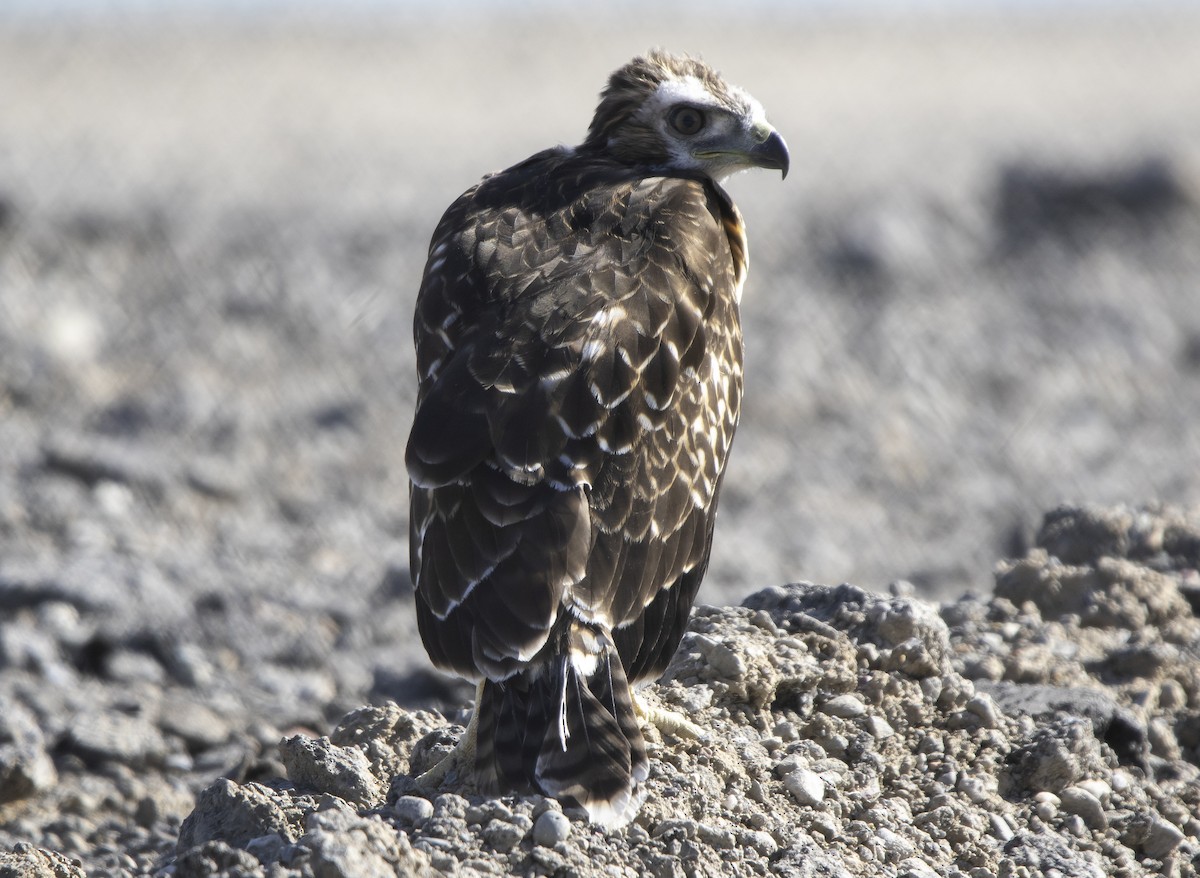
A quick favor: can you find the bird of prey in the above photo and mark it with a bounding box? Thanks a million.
[406,50,788,827]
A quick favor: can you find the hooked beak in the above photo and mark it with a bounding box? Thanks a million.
[749,128,790,179]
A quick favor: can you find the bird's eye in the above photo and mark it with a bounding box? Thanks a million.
[669,106,706,136]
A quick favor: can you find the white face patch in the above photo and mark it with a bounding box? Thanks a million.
[651,75,719,110]
[637,74,770,180]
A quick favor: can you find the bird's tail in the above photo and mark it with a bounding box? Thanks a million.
[474,620,648,828]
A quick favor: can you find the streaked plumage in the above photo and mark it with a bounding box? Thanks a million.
[407,50,788,827]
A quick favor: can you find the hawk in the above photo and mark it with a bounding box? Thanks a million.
[406,50,788,827]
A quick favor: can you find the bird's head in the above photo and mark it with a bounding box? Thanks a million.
[583,50,789,182]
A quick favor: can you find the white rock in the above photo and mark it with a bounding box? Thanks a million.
[1059,785,1107,830]
[532,810,571,847]
[821,694,866,718]
[1143,817,1184,859]
[865,715,895,740]
[783,768,826,807]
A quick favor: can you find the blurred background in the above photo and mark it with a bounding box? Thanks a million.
[2,1,1199,712]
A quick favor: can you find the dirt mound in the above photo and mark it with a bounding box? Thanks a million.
[138,504,1200,877]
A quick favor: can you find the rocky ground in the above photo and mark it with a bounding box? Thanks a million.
[4,504,1200,877]
[2,8,1200,878]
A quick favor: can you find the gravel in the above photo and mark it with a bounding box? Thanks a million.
[96,505,1197,877]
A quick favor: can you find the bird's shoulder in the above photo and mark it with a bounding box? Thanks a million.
[435,146,728,259]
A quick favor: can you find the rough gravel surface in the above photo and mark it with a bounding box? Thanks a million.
[5,504,1200,877]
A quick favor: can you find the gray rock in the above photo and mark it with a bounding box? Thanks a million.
[782,768,826,807]
[279,734,384,808]
[1142,816,1185,859]
[394,795,435,825]
[62,709,167,768]
[820,694,866,718]
[0,697,57,803]
[158,697,232,751]
[39,431,171,493]
[482,817,525,852]
[177,779,301,851]
[173,840,265,878]
[299,808,433,878]
[1058,785,1107,830]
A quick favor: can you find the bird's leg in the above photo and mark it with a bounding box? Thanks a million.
[633,689,707,742]
[416,680,483,788]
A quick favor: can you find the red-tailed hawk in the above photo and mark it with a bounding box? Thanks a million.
[407,50,788,827]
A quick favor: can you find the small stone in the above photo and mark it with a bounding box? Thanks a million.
[651,818,697,840]
[920,677,944,703]
[695,823,736,849]
[393,796,434,825]
[691,634,746,679]
[821,694,866,718]
[1075,779,1111,806]
[1143,817,1185,859]
[875,826,915,859]
[245,833,285,864]
[738,829,777,855]
[865,715,895,740]
[1110,770,1131,793]
[64,710,167,768]
[1035,801,1057,822]
[532,810,571,847]
[989,814,1014,842]
[773,721,799,742]
[783,768,825,806]
[482,818,525,852]
[1157,679,1187,710]
[279,735,383,808]
[965,694,1002,729]
[1059,785,1107,830]
[957,776,990,805]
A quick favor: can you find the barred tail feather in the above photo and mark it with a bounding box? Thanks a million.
[535,645,648,828]
[474,623,648,829]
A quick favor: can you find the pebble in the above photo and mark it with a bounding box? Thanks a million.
[695,823,736,850]
[532,810,571,846]
[957,777,990,805]
[965,694,1002,729]
[1143,817,1185,859]
[865,715,895,740]
[1111,770,1132,793]
[737,829,778,856]
[1074,779,1111,806]
[920,677,944,703]
[691,634,746,679]
[821,694,867,718]
[393,796,434,825]
[482,818,524,853]
[783,768,826,807]
[64,711,167,768]
[651,819,697,840]
[1035,801,1058,822]
[1058,786,1107,830]
[989,814,1014,842]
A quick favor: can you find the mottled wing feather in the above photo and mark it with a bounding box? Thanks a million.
[408,148,742,683]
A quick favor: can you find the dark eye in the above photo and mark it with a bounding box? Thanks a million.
[669,106,706,136]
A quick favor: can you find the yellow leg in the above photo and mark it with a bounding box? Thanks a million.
[416,681,483,788]
[633,690,707,742]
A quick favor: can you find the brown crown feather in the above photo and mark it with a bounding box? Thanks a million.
[582,50,739,167]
